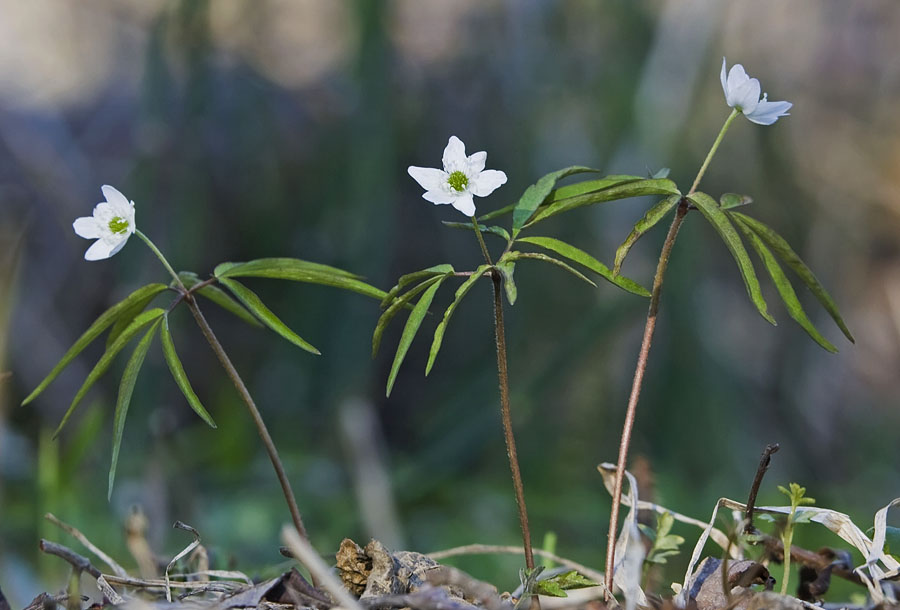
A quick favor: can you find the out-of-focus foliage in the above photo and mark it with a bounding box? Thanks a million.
[2,1,900,604]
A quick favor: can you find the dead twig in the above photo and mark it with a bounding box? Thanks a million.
[427,544,605,585]
[744,444,779,534]
[426,565,510,610]
[39,540,126,605]
[45,513,129,578]
[39,539,101,579]
[361,587,482,610]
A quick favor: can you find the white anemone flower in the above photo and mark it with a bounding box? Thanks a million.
[73,185,136,261]
[408,136,507,217]
[720,58,792,125]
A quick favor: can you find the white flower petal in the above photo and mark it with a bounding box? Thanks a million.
[442,136,467,173]
[451,193,476,217]
[470,169,508,197]
[408,166,447,191]
[467,151,487,175]
[745,99,792,125]
[720,57,729,97]
[84,239,117,261]
[101,185,131,212]
[423,190,457,205]
[107,235,131,257]
[730,74,761,112]
[73,217,102,239]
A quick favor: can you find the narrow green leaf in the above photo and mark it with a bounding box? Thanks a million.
[106,292,164,348]
[688,193,776,325]
[386,278,447,397]
[496,261,517,305]
[503,251,597,288]
[108,318,161,499]
[730,212,854,343]
[426,265,490,375]
[512,166,600,234]
[22,283,168,406]
[612,195,681,276]
[527,178,681,225]
[441,221,511,242]
[476,175,645,223]
[179,271,262,328]
[214,258,387,301]
[215,257,360,279]
[475,202,515,223]
[517,236,650,297]
[373,274,448,358]
[218,278,320,355]
[381,264,455,308]
[544,175,644,206]
[53,308,166,438]
[720,193,753,210]
[733,216,838,352]
[160,315,216,429]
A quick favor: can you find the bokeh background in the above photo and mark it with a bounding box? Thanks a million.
[2,0,899,604]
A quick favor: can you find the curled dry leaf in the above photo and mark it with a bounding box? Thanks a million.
[689,558,773,610]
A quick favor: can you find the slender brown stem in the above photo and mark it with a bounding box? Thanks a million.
[490,272,535,573]
[745,443,780,533]
[604,200,688,595]
[185,296,310,542]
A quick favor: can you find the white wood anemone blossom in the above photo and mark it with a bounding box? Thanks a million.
[73,185,136,261]
[407,135,507,217]
[720,58,792,125]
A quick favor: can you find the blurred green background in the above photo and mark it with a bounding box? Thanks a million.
[2,0,899,604]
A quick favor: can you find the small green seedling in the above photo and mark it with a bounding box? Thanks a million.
[639,511,686,570]
[777,482,817,595]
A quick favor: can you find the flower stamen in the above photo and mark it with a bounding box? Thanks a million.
[447,170,469,192]
[108,216,129,234]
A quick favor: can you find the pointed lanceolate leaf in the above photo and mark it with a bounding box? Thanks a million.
[733,216,838,352]
[476,174,645,223]
[612,195,681,277]
[53,308,166,438]
[688,192,776,325]
[512,166,600,234]
[517,235,650,297]
[107,291,166,348]
[178,271,262,328]
[720,193,753,210]
[160,315,216,429]
[527,178,681,226]
[441,221,511,242]
[541,174,644,206]
[386,278,447,397]
[22,283,169,406]
[730,212,854,343]
[108,318,161,499]
[218,277,320,355]
[381,264,455,308]
[214,258,387,301]
[503,251,597,288]
[373,274,449,358]
[427,265,490,375]
[496,261,517,305]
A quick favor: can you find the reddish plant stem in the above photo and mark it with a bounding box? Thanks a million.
[604,200,689,595]
[490,271,536,574]
[185,296,310,543]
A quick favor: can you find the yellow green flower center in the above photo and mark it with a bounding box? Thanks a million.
[108,216,129,234]
[447,170,468,192]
